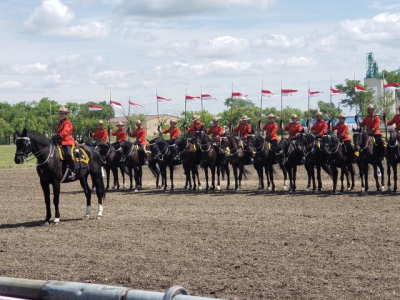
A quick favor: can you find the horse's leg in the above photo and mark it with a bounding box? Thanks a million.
[183,164,189,190]
[305,165,311,190]
[196,166,202,190]
[233,164,239,191]
[256,164,264,190]
[331,165,337,193]
[79,175,92,218]
[378,160,385,191]
[268,164,275,191]
[161,165,167,191]
[128,167,134,190]
[292,165,297,192]
[237,164,244,192]
[104,167,110,190]
[394,163,398,193]
[120,166,126,189]
[287,166,293,192]
[51,180,61,224]
[372,163,380,191]
[362,163,369,192]
[210,164,216,191]
[92,171,104,218]
[40,178,51,224]
[204,165,209,191]
[216,165,221,191]
[225,163,230,190]
[169,165,174,191]
[349,164,355,191]
[387,162,392,191]
[317,165,322,192]
[280,163,288,191]
[340,166,345,193]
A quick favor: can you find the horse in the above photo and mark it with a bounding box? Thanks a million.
[148,137,177,192]
[14,129,106,224]
[386,130,400,192]
[248,134,277,191]
[195,128,229,191]
[275,137,303,192]
[175,137,201,190]
[219,135,247,192]
[321,134,356,193]
[297,132,332,192]
[118,141,161,192]
[93,141,125,190]
[352,129,385,192]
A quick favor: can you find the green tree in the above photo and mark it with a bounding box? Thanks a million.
[218,98,261,128]
[336,79,373,116]
[316,101,342,121]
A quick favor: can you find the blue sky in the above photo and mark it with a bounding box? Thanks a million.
[1,0,400,118]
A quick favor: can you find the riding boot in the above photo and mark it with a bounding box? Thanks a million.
[141,147,148,165]
[68,156,76,180]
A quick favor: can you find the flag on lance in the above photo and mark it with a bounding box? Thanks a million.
[354,84,367,93]
[129,100,143,108]
[384,82,400,91]
[281,89,298,96]
[88,104,103,111]
[309,90,323,97]
[185,95,200,102]
[157,95,172,102]
[331,87,344,95]
[110,100,123,109]
[262,90,274,97]
[201,94,217,101]
[232,92,248,100]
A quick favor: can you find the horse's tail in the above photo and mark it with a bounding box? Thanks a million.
[221,161,226,180]
[242,166,250,178]
[99,173,106,202]
[322,163,332,178]
[148,162,159,178]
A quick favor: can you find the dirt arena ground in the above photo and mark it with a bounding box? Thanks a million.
[0,166,399,299]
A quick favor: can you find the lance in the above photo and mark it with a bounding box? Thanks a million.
[307,79,310,124]
[230,83,233,132]
[127,92,131,141]
[383,72,388,140]
[280,80,283,139]
[108,92,111,144]
[200,86,204,123]
[184,87,187,138]
[259,80,263,134]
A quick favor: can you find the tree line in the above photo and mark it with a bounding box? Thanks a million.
[1,76,398,144]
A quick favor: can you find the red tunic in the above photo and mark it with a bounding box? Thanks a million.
[262,122,278,141]
[207,125,225,139]
[93,128,108,141]
[112,129,126,142]
[333,123,350,142]
[57,119,74,146]
[387,114,400,129]
[130,127,149,146]
[284,122,302,138]
[359,115,381,135]
[233,123,252,138]
[162,127,180,139]
[311,120,328,138]
[187,122,203,134]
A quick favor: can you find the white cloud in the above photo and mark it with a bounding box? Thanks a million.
[25,0,109,39]
[253,34,307,49]
[340,12,400,43]
[124,30,157,42]
[11,63,48,75]
[0,81,22,89]
[54,54,80,63]
[94,55,105,63]
[369,1,400,10]
[114,0,275,17]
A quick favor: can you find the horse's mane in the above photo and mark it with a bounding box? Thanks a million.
[119,140,133,150]
[27,132,51,146]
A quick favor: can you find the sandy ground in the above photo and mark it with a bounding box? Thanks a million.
[0,166,399,300]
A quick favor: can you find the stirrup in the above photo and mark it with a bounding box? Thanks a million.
[68,171,75,180]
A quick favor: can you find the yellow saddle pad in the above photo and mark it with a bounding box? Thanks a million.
[58,145,90,164]
[226,146,230,155]
[193,144,197,151]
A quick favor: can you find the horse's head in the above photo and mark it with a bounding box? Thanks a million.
[247,134,263,152]
[14,128,31,164]
[321,134,332,154]
[195,126,208,143]
[95,141,110,155]
[352,128,362,151]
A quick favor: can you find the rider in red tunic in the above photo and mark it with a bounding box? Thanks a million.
[91,120,108,141]
[359,104,383,159]
[159,120,180,140]
[112,122,127,143]
[386,105,400,130]
[129,120,148,165]
[207,116,225,143]
[283,114,303,139]
[56,106,75,180]
[261,114,279,149]
[233,115,252,139]
[333,113,355,161]
[186,115,204,134]
[311,112,328,139]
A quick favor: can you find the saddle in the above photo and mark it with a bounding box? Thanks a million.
[58,144,90,165]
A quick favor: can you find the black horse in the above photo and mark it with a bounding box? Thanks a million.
[321,134,356,193]
[297,132,332,192]
[148,137,177,192]
[175,137,202,191]
[248,134,277,191]
[219,135,247,192]
[196,128,228,191]
[352,129,385,192]
[386,130,400,192]
[276,137,303,192]
[118,141,161,191]
[14,129,106,224]
[94,141,125,190]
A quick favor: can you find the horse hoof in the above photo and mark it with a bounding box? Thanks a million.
[347,187,351,191]
[216,186,221,191]
[198,186,203,190]
[134,189,139,193]
[112,185,116,190]
[84,215,90,219]
[283,186,288,191]
[381,186,386,192]
[236,188,241,193]
[97,215,102,220]
[54,218,60,224]
[43,221,50,226]
[268,186,272,191]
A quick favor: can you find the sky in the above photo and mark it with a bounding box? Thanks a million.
[1,0,400,117]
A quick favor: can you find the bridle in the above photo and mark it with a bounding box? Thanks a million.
[148,141,170,161]
[95,144,112,164]
[219,136,240,156]
[198,131,213,153]
[15,137,54,166]
[248,134,266,154]
[321,135,340,155]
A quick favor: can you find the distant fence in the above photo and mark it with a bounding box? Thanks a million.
[0,277,223,300]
